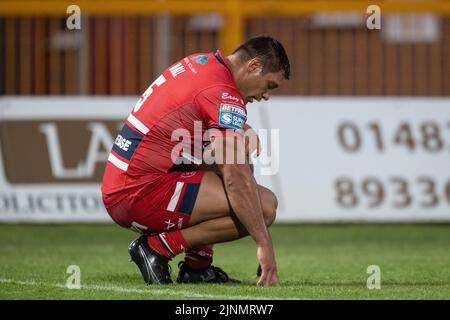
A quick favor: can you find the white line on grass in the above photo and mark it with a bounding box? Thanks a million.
[0,278,301,300]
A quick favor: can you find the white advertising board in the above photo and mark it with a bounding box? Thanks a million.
[250,97,450,222]
[1,97,449,222]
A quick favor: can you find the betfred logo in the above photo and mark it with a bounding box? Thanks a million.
[219,103,247,117]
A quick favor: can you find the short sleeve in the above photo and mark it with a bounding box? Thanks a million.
[195,86,247,131]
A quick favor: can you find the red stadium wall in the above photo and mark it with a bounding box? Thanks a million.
[1,15,450,96]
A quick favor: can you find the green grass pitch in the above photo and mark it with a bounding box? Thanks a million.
[0,223,449,299]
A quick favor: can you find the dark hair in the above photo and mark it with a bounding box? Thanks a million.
[233,36,290,79]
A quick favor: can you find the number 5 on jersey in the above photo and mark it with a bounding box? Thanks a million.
[133,75,167,112]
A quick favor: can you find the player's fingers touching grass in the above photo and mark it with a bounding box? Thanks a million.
[268,270,280,287]
[256,245,280,286]
[257,269,280,287]
[255,265,279,286]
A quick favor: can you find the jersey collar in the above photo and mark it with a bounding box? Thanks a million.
[214,50,232,74]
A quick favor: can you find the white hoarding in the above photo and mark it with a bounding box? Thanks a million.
[250,97,450,222]
[1,97,449,222]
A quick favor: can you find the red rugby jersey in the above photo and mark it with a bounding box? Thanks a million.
[101,50,247,195]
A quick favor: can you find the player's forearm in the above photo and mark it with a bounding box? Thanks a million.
[220,164,270,247]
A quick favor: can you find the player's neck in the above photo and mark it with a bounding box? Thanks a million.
[225,54,240,77]
[225,54,244,92]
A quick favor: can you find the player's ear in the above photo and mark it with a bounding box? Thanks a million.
[247,58,263,75]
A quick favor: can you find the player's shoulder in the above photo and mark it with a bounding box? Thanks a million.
[187,52,240,89]
[195,84,245,106]
[195,83,247,131]
[185,52,215,67]
[184,51,219,81]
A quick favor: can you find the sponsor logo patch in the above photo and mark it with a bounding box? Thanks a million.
[218,103,246,130]
[111,124,143,160]
[221,92,244,104]
[220,112,233,124]
[191,55,209,65]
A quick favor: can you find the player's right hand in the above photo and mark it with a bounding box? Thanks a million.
[256,245,280,286]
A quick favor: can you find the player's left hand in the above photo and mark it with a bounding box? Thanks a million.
[256,245,280,286]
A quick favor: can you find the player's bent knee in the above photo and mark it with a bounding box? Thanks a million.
[260,187,278,227]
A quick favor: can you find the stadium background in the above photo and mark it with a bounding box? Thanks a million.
[1,0,450,300]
